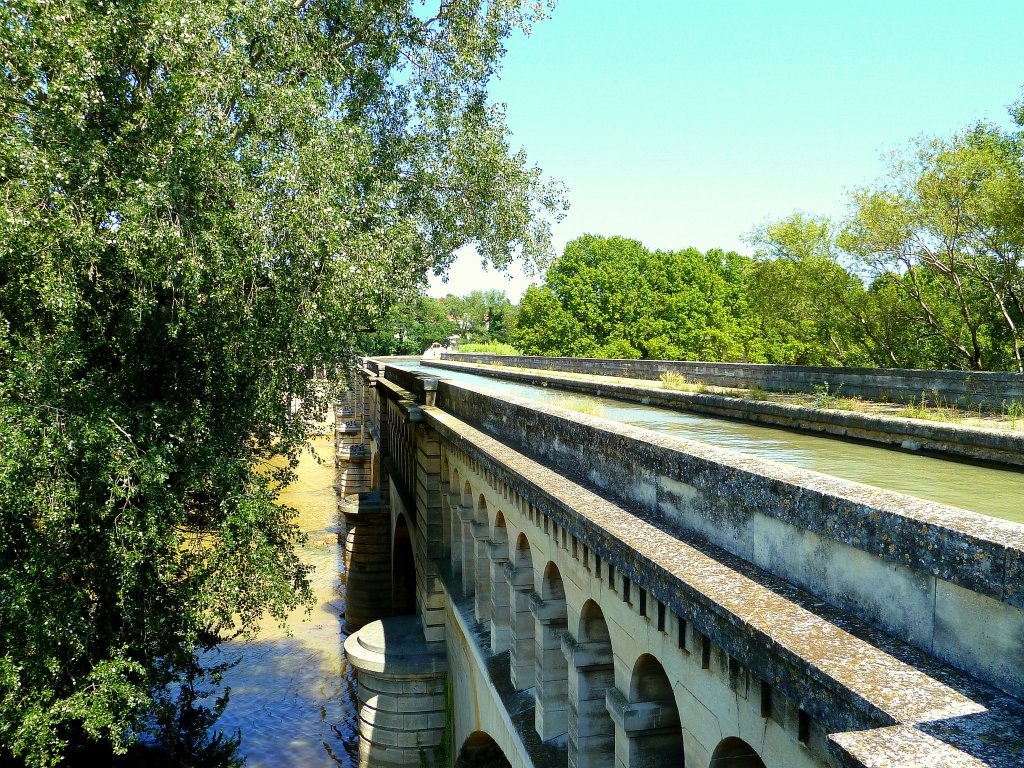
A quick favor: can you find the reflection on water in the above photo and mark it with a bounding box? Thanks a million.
[408,362,1024,524]
[210,436,359,767]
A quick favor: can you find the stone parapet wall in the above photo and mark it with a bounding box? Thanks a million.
[440,354,1024,411]
[361,359,1024,767]
[428,375,1024,701]
[424,359,1024,468]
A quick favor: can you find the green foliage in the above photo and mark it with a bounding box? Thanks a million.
[0,0,563,764]
[514,235,755,361]
[514,90,1024,373]
[457,342,521,355]
[443,290,517,345]
[811,382,843,410]
[358,295,459,356]
[752,101,1024,372]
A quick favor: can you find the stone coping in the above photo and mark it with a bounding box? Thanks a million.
[422,402,1024,768]
[424,359,1024,468]
[344,615,448,677]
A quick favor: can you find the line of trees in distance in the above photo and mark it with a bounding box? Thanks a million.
[513,96,1024,371]
[357,290,518,355]
[388,95,1024,372]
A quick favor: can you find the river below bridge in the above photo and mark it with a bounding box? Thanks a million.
[209,435,359,767]
[407,360,1024,524]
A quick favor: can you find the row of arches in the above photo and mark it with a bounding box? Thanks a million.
[443,461,771,768]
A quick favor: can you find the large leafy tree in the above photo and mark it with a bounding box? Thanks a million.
[841,122,1024,371]
[750,102,1024,372]
[0,0,563,764]
[515,235,754,361]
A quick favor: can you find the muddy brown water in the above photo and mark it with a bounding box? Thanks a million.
[209,436,359,766]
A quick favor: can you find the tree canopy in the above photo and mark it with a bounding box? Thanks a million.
[751,110,1024,371]
[513,235,756,361]
[0,0,563,764]
[515,91,1024,372]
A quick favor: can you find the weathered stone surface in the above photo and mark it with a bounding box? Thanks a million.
[439,353,1024,413]
[357,358,1024,768]
[427,358,1024,467]
[421,369,1024,702]
[345,615,449,768]
[412,385,1024,766]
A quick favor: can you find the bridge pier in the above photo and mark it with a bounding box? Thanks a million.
[564,608,615,768]
[487,536,511,653]
[336,444,371,497]
[336,417,362,450]
[533,564,570,743]
[341,490,392,630]
[457,504,475,594]
[606,686,683,768]
[448,491,462,576]
[345,615,448,768]
[506,563,536,690]
[471,519,492,622]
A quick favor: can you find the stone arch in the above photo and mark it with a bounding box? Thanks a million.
[535,562,569,742]
[489,512,512,653]
[455,731,512,768]
[570,600,614,768]
[392,513,416,616]
[508,533,536,690]
[473,495,491,622]
[622,654,683,768]
[462,479,472,508]
[477,493,489,525]
[514,533,534,571]
[710,737,767,768]
[492,510,509,544]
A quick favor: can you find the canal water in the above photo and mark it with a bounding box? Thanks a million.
[210,435,359,766]
[407,361,1024,524]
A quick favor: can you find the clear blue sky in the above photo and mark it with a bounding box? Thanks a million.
[429,0,1024,300]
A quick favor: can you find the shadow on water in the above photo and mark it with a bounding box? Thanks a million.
[205,435,361,767]
[208,630,359,768]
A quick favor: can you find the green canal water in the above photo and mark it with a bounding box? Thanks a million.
[409,361,1024,525]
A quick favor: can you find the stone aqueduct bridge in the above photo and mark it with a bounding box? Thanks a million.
[334,359,1024,768]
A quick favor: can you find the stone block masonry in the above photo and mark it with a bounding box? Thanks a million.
[342,358,1024,768]
[429,372,1024,702]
